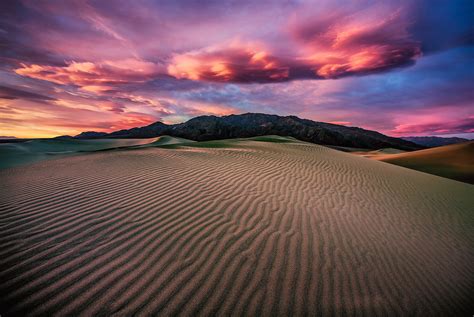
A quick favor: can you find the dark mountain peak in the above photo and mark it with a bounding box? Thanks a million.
[148,121,167,127]
[185,115,219,124]
[75,131,108,139]
[54,135,74,140]
[109,121,167,138]
[74,113,423,150]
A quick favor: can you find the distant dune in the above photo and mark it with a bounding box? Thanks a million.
[344,148,407,159]
[0,136,192,169]
[148,135,195,146]
[375,141,474,184]
[1,136,473,315]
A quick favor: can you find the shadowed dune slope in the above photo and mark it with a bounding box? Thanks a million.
[0,137,473,316]
[376,141,474,184]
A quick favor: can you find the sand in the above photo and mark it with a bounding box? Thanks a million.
[0,136,193,169]
[375,141,474,184]
[349,148,407,159]
[1,136,473,315]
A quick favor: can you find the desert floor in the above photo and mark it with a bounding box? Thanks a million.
[1,137,473,316]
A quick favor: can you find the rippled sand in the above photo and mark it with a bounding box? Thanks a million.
[1,137,473,315]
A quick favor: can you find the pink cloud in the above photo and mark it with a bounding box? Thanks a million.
[3,0,471,140]
[166,4,421,83]
[328,121,351,126]
[14,59,164,90]
[13,2,422,86]
[0,97,161,138]
[168,41,290,83]
[290,4,421,79]
[391,116,474,136]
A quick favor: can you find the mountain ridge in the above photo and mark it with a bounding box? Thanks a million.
[402,136,470,147]
[76,113,423,150]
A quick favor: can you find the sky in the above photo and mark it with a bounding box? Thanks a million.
[0,0,473,138]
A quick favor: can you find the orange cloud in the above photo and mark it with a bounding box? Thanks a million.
[165,5,422,83]
[168,42,290,83]
[311,44,421,78]
[291,6,422,79]
[168,35,420,82]
[328,121,351,126]
[389,112,474,136]
[0,97,161,138]
[15,58,164,90]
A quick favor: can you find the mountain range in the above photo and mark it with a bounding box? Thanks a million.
[401,136,470,147]
[75,113,423,150]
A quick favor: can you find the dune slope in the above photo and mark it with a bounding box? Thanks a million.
[0,136,192,169]
[376,141,474,184]
[0,137,473,315]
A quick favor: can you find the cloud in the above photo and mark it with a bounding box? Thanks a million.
[0,85,56,101]
[167,5,422,83]
[328,121,351,126]
[289,3,422,79]
[14,58,164,91]
[392,117,474,136]
[0,97,161,138]
[168,41,291,83]
[1,0,473,138]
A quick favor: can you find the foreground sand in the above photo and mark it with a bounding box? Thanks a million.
[1,137,473,315]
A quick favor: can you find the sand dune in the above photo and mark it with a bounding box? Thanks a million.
[345,148,407,159]
[0,137,473,315]
[148,135,195,146]
[0,136,192,169]
[375,141,474,184]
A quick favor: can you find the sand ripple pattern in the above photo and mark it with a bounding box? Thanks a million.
[1,141,473,316]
